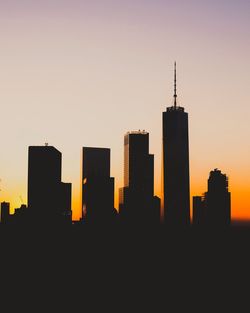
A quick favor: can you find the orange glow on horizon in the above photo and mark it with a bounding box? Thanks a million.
[71,182,250,222]
[1,159,249,223]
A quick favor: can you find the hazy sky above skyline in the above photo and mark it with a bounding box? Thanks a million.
[0,0,249,220]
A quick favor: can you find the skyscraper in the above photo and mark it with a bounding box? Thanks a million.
[162,63,190,226]
[119,131,160,224]
[193,169,231,227]
[28,145,72,224]
[81,147,116,224]
[207,169,231,226]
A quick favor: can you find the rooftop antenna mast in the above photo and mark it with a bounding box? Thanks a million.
[174,61,177,108]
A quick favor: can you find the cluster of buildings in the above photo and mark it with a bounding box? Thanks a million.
[0,65,231,227]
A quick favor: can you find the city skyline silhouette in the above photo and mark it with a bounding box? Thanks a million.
[0,0,249,223]
[0,63,245,226]
[0,63,234,228]
[1,4,250,312]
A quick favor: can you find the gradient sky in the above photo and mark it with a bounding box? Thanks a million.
[0,0,249,221]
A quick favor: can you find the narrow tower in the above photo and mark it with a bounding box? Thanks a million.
[162,63,190,226]
[174,61,177,108]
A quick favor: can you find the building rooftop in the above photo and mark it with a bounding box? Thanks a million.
[167,106,185,112]
[125,130,148,135]
[29,145,61,154]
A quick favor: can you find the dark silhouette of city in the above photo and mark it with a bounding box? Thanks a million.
[0,63,248,239]
[1,64,249,312]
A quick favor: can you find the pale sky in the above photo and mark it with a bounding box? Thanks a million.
[0,0,249,220]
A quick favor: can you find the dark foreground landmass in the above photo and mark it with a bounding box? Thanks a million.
[1,224,250,310]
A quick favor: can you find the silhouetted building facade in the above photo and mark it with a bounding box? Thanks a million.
[28,145,72,225]
[1,202,10,224]
[192,169,231,227]
[82,147,116,224]
[119,131,160,224]
[192,196,206,226]
[162,63,190,226]
[11,204,33,225]
[60,183,72,223]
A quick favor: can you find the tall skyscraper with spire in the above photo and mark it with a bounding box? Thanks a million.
[162,63,190,226]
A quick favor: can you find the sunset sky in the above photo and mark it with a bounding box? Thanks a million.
[0,0,249,221]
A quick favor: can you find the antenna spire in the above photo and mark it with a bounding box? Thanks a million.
[174,61,177,108]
